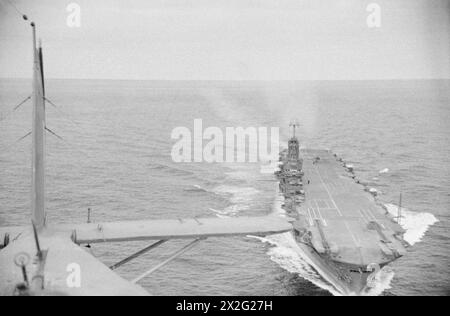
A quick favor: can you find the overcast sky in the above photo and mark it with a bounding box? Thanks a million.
[0,0,449,80]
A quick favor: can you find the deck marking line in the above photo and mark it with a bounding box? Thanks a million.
[311,207,318,220]
[344,221,359,247]
[358,209,369,224]
[307,208,314,226]
[317,208,326,227]
[314,166,343,217]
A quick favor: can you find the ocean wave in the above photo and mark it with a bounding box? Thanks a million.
[183,184,208,193]
[148,162,194,177]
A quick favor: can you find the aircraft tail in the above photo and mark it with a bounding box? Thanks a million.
[31,23,46,229]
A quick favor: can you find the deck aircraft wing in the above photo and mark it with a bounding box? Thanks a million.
[63,215,292,244]
[1,216,290,246]
[0,216,291,295]
[2,216,291,247]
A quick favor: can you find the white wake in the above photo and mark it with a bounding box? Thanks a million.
[252,232,343,296]
[210,185,260,217]
[384,203,439,246]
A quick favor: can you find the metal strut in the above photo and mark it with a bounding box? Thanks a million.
[132,238,204,284]
[31,221,48,291]
[109,239,168,271]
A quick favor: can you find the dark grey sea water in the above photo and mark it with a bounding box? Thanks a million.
[0,79,448,296]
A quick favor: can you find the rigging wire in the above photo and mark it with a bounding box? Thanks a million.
[0,131,31,152]
[0,3,95,160]
[14,95,31,111]
[44,122,96,161]
[45,97,83,129]
[45,126,64,141]
[6,0,26,17]
[0,95,31,124]
[0,96,94,160]
[4,0,27,18]
[43,98,98,160]
[1,0,101,164]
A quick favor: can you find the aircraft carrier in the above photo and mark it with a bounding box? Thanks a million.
[276,127,408,295]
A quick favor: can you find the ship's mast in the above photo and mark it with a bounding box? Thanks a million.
[397,193,402,225]
[31,22,46,230]
[288,120,300,161]
[289,120,299,138]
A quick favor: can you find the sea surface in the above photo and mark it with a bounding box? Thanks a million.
[0,79,448,296]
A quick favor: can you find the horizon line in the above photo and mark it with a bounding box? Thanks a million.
[1,77,449,82]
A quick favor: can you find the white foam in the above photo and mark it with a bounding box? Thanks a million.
[214,213,232,219]
[362,267,395,296]
[209,208,229,216]
[252,233,342,296]
[384,203,438,246]
[188,184,208,192]
[211,185,260,217]
[213,185,260,201]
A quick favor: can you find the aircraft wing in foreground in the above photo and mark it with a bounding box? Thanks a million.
[0,216,291,296]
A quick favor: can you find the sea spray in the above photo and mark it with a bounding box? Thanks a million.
[251,233,342,296]
[384,203,438,246]
[210,185,260,217]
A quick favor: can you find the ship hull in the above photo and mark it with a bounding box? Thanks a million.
[292,238,377,295]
